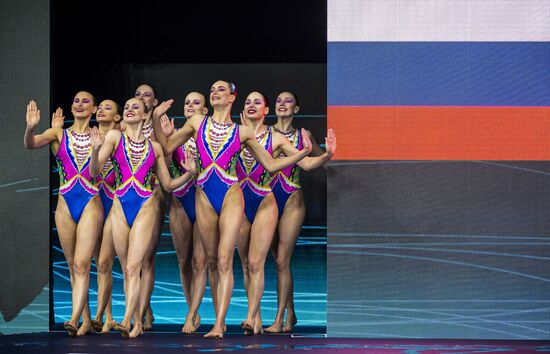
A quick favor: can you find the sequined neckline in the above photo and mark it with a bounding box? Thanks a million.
[126,135,148,169]
[207,118,235,156]
[67,129,92,169]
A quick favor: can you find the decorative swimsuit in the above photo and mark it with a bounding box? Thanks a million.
[236,127,273,223]
[98,159,116,219]
[111,133,156,227]
[270,128,303,218]
[195,116,241,215]
[172,136,197,223]
[55,129,99,223]
[142,120,161,189]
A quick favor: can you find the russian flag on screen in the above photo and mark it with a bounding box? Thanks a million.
[328,0,550,160]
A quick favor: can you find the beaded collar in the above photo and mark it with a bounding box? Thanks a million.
[208,119,234,155]
[127,135,147,167]
[67,129,91,168]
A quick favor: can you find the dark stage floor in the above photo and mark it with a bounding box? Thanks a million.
[3,332,550,354]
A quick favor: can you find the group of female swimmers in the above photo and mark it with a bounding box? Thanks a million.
[24,80,336,339]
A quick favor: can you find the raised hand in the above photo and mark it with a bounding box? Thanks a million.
[90,126,104,151]
[153,99,174,119]
[240,111,249,126]
[26,100,41,128]
[51,107,65,128]
[182,149,196,175]
[301,128,313,154]
[325,128,337,156]
[160,114,175,137]
[117,121,127,132]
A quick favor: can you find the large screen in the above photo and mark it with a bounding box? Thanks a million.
[327,0,550,339]
[0,0,49,335]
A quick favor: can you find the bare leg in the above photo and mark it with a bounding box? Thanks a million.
[110,198,130,335]
[236,217,252,326]
[69,197,103,336]
[266,191,305,333]
[55,196,78,336]
[169,195,194,331]
[204,185,243,339]
[95,214,115,333]
[242,194,278,335]
[284,285,297,331]
[237,217,252,296]
[142,189,164,331]
[196,188,221,330]
[184,224,207,333]
[116,198,159,339]
[138,214,160,333]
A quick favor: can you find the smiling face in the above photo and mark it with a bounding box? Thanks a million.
[96,99,121,123]
[123,98,147,124]
[71,91,97,119]
[275,91,299,118]
[209,80,236,108]
[135,84,158,113]
[244,92,269,121]
[184,92,207,118]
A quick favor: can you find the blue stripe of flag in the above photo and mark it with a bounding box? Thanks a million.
[328,42,550,106]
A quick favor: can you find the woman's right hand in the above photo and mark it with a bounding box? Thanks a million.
[26,100,40,129]
[240,111,249,126]
[90,126,104,151]
[51,107,65,128]
[160,114,175,137]
[153,99,174,119]
[300,128,313,155]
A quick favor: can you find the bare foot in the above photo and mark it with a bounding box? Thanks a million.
[286,311,297,326]
[113,321,130,339]
[182,314,201,334]
[195,315,201,330]
[143,310,154,331]
[242,319,254,336]
[254,320,264,335]
[265,320,283,333]
[91,319,103,333]
[76,321,93,336]
[129,322,143,338]
[204,325,224,339]
[63,321,78,337]
[282,311,297,333]
[101,318,113,334]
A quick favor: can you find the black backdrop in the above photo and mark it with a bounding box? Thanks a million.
[51,0,326,107]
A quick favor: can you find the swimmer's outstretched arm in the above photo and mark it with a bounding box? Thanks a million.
[151,141,196,192]
[240,125,312,174]
[274,128,337,171]
[24,100,62,149]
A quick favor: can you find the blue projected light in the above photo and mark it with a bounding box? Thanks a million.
[52,232,326,328]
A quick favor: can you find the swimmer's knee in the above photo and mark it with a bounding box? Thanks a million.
[192,254,206,272]
[275,257,290,272]
[217,257,232,274]
[73,258,91,275]
[248,257,264,274]
[125,262,142,277]
[97,258,113,274]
